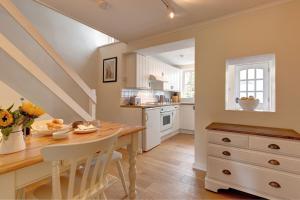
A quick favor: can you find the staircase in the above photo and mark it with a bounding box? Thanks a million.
[0,0,96,123]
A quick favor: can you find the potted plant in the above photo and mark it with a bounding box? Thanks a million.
[0,101,44,154]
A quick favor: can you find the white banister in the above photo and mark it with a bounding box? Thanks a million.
[89,89,96,120]
[0,0,96,104]
[0,33,92,121]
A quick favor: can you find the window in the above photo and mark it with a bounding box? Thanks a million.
[226,54,275,112]
[181,70,195,99]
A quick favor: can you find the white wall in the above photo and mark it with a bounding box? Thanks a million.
[0,0,113,119]
[97,43,142,126]
[125,0,300,170]
[0,81,51,120]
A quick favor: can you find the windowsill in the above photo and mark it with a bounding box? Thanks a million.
[225,109,275,113]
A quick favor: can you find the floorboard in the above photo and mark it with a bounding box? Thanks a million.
[106,133,264,200]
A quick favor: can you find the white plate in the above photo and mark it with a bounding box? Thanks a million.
[73,128,98,134]
[32,122,71,136]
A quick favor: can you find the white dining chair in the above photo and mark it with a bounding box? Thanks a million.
[26,132,119,200]
[106,151,128,196]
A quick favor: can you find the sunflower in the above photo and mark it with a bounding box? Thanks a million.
[0,110,14,127]
[20,102,45,117]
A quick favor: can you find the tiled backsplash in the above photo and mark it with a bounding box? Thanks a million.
[121,88,176,104]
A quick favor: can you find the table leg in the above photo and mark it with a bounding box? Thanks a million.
[127,133,138,200]
[0,172,16,199]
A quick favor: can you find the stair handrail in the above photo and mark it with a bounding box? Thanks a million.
[0,33,93,121]
[0,0,96,119]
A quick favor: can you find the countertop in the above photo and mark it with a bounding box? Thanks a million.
[120,103,195,109]
[206,122,300,141]
[120,102,193,109]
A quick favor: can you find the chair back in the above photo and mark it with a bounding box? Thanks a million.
[41,130,120,199]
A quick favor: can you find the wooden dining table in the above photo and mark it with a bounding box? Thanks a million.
[0,121,144,200]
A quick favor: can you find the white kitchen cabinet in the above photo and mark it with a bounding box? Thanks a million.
[180,104,195,131]
[125,53,150,89]
[172,105,180,132]
[143,108,161,151]
[124,53,180,91]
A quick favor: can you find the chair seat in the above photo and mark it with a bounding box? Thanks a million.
[112,151,122,161]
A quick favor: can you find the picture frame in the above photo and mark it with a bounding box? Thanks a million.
[103,57,117,83]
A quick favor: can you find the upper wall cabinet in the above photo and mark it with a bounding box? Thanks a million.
[124,53,180,91]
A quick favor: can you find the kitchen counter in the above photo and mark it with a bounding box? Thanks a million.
[206,122,300,140]
[180,102,195,105]
[120,103,181,109]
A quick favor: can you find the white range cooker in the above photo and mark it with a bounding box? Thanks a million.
[160,106,176,133]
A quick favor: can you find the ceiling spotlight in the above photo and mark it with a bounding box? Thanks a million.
[169,10,175,19]
[161,0,175,19]
[96,0,109,9]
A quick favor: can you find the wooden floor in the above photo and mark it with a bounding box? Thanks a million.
[106,133,263,200]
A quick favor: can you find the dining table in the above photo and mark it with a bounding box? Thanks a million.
[0,121,144,200]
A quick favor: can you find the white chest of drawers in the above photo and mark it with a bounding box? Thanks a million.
[205,123,300,200]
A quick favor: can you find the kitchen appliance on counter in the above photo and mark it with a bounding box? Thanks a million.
[171,92,180,103]
[129,96,141,105]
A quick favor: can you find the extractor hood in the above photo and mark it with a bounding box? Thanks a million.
[149,74,167,82]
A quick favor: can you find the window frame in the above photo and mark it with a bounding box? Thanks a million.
[235,63,270,111]
[181,69,195,101]
[226,54,275,112]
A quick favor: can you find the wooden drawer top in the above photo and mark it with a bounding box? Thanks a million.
[206,122,300,141]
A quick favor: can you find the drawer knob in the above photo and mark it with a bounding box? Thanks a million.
[268,159,280,166]
[222,169,231,175]
[269,181,281,189]
[222,151,231,156]
[268,144,280,150]
[222,137,231,143]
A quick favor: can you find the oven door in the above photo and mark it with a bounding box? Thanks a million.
[160,111,173,132]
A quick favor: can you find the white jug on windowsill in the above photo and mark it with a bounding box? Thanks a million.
[0,126,26,155]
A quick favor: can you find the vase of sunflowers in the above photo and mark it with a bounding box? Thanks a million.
[0,102,44,154]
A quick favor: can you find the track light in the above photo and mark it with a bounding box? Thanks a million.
[96,0,109,9]
[169,10,175,19]
[161,0,175,19]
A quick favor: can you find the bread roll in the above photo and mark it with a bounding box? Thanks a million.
[52,119,64,125]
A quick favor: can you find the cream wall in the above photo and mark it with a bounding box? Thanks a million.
[97,43,142,126]
[126,0,300,170]
[0,81,51,120]
[1,0,112,120]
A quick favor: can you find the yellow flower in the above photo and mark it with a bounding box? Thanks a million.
[0,110,14,127]
[21,102,45,117]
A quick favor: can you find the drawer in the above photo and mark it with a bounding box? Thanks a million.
[207,157,300,200]
[208,131,249,148]
[250,136,300,158]
[208,144,300,174]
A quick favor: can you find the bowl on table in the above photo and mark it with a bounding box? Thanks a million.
[31,119,71,136]
[72,120,100,134]
[238,97,259,111]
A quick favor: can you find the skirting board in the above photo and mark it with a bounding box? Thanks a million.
[180,129,194,134]
[161,129,194,141]
[193,162,206,171]
[161,130,180,142]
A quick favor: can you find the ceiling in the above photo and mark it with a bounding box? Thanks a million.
[137,38,194,67]
[36,0,284,42]
[153,47,195,67]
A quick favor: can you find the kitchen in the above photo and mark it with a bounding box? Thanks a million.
[118,39,195,152]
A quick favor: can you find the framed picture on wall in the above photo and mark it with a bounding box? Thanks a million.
[103,57,117,83]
